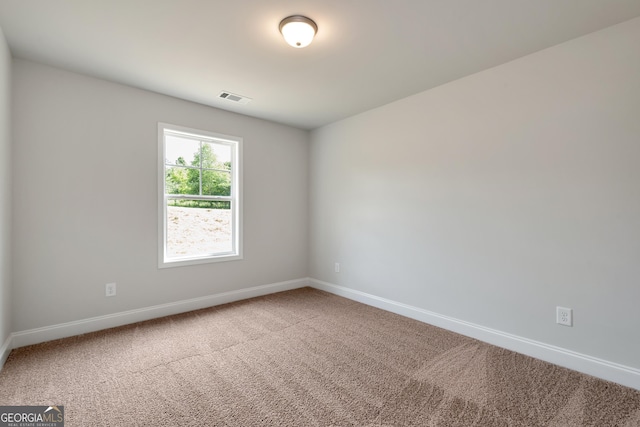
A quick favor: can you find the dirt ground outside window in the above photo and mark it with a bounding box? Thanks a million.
[166,206,232,257]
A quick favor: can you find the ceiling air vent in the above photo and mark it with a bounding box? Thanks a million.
[218,91,252,105]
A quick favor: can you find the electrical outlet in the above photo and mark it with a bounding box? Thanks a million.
[556,306,572,326]
[105,282,117,297]
[334,262,340,273]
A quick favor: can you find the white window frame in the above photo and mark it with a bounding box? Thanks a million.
[158,123,242,268]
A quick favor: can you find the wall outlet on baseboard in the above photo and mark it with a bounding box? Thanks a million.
[105,282,117,297]
[334,262,340,273]
[556,306,572,326]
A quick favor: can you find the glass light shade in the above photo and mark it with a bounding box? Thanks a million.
[279,16,317,48]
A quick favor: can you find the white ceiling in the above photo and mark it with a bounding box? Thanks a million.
[1,1,640,130]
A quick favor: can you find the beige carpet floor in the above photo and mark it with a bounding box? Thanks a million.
[1,287,639,426]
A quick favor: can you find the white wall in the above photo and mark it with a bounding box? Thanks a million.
[310,17,640,370]
[12,59,309,332]
[0,25,12,356]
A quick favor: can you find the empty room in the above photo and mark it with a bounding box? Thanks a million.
[1,1,640,425]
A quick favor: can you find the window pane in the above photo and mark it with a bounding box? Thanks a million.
[160,123,241,267]
[165,166,199,195]
[201,170,231,196]
[165,135,200,166]
[204,142,232,171]
[166,201,233,258]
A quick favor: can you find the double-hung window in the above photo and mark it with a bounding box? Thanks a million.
[158,123,242,267]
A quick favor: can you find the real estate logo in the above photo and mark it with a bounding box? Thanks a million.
[0,406,64,427]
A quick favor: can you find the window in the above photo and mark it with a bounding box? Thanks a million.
[158,123,242,267]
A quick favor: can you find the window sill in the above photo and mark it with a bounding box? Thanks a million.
[158,253,243,269]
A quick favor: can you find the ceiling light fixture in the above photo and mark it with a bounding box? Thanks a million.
[279,15,317,48]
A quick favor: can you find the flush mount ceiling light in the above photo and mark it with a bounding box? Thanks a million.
[279,15,317,48]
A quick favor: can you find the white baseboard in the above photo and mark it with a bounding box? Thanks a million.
[9,278,309,351]
[309,278,640,391]
[0,333,11,368]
